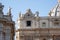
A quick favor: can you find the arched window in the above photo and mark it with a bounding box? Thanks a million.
[5,26,11,40]
[0,32,3,40]
[5,26,11,34]
[0,23,3,27]
[0,23,3,31]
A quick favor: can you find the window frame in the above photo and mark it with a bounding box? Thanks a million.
[26,21,31,27]
[42,22,46,27]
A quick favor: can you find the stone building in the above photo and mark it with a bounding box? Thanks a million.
[16,0,60,40]
[0,3,15,40]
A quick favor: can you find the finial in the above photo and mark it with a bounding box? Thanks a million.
[48,11,52,16]
[0,3,4,12]
[0,3,4,8]
[19,12,21,17]
[0,3,1,5]
[36,11,39,16]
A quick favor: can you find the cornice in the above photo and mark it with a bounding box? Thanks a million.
[16,28,60,32]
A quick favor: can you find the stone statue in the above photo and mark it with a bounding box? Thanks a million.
[58,0,60,3]
[7,7,12,16]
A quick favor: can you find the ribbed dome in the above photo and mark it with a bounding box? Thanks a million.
[49,2,60,16]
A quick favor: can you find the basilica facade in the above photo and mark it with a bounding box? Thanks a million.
[0,3,15,40]
[16,0,60,40]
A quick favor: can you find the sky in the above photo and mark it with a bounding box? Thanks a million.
[0,0,58,40]
[0,0,57,22]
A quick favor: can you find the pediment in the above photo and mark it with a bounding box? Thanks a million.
[24,9,34,18]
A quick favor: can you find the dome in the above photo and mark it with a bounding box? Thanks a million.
[48,2,60,16]
[25,8,32,14]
